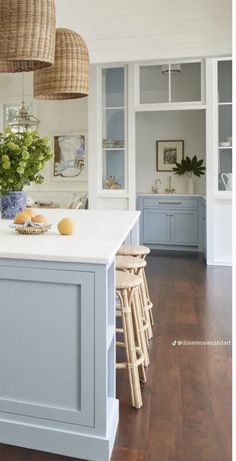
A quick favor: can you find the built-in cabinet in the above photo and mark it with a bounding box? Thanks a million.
[206,57,232,265]
[217,60,232,192]
[89,56,232,265]
[89,59,205,211]
[138,195,203,251]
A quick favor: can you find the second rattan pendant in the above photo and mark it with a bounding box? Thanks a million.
[33,28,89,100]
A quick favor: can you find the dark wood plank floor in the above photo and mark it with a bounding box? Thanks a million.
[0,254,232,461]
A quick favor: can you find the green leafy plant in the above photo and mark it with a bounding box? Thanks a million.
[0,129,53,194]
[172,155,206,178]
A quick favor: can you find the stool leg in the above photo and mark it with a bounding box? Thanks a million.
[121,289,143,409]
[139,269,153,340]
[143,267,154,327]
[133,287,150,367]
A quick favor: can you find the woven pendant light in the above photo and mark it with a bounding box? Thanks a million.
[34,28,89,100]
[0,0,56,73]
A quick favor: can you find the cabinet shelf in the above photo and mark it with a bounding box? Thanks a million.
[103,106,125,110]
[102,148,125,151]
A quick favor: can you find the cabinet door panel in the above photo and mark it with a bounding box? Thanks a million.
[171,210,198,245]
[143,210,170,244]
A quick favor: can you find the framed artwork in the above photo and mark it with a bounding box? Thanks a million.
[52,132,88,181]
[156,140,184,171]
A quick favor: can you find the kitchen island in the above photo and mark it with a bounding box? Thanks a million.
[0,209,140,461]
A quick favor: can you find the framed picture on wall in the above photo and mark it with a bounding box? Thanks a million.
[156,140,184,172]
[52,132,88,181]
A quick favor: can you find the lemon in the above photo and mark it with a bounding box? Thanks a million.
[57,218,75,235]
[23,208,35,218]
[14,211,31,224]
[32,214,48,224]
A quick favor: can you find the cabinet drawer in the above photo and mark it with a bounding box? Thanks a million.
[142,197,199,209]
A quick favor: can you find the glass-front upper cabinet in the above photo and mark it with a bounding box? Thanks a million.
[102,67,126,190]
[139,61,203,105]
[217,60,232,191]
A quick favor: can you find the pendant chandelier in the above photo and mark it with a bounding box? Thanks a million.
[8,75,40,131]
[0,0,56,73]
[33,28,89,100]
[8,102,40,132]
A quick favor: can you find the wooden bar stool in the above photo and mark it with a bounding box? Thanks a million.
[116,255,150,365]
[116,270,146,409]
[117,244,154,328]
[116,252,153,340]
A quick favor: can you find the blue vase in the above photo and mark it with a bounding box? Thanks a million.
[1,191,27,219]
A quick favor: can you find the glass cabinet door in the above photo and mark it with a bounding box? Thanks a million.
[217,60,232,191]
[102,67,126,190]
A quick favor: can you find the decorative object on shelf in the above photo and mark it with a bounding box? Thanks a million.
[7,75,40,132]
[219,141,231,147]
[156,140,184,172]
[102,139,124,149]
[0,0,56,72]
[152,177,162,194]
[34,201,60,209]
[105,176,121,189]
[221,173,232,191]
[34,28,89,100]
[165,176,175,194]
[172,155,206,195]
[161,64,181,75]
[0,129,53,219]
[53,133,87,180]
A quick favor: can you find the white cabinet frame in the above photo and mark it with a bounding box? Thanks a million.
[134,58,206,111]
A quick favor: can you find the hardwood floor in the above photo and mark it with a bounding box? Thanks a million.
[0,254,232,461]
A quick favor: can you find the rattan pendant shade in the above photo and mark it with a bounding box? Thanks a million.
[0,0,56,73]
[34,28,89,100]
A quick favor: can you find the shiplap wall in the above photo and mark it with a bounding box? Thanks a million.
[56,0,232,63]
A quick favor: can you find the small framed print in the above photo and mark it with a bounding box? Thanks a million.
[156,140,184,172]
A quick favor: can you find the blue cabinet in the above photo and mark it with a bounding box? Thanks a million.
[143,209,170,244]
[170,210,198,245]
[138,195,204,252]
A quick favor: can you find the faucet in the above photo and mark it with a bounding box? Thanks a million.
[165,176,175,194]
[152,178,162,194]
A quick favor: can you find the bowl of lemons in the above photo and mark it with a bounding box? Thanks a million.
[12,209,51,235]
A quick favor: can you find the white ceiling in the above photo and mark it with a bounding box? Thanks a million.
[55,0,232,63]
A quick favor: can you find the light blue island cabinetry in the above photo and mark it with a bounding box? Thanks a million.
[0,209,140,461]
[138,195,205,252]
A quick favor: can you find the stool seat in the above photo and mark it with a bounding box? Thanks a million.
[117,244,150,257]
[116,255,147,271]
[116,270,141,290]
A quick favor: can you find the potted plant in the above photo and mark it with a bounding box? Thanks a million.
[172,155,206,194]
[0,129,53,219]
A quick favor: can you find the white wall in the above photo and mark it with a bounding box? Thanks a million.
[0,74,88,207]
[56,0,232,63]
[136,110,206,194]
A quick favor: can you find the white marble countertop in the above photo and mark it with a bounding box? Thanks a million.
[0,209,140,265]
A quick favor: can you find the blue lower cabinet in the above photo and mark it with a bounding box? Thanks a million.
[139,195,204,251]
[143,209,170,244]
[170,210,198,245]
